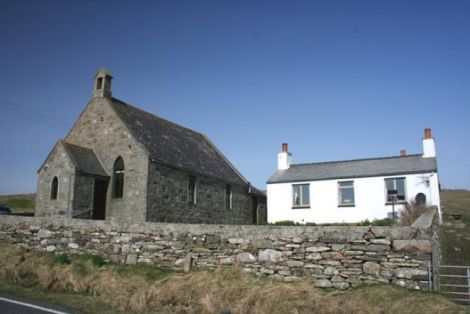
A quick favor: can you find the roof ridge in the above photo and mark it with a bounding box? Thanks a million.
[111,97,202,135]
[292,154,425,167]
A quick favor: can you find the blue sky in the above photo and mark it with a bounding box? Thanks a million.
[0,0,469,194]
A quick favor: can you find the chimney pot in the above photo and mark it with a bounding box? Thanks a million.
[424,128,432,139]
[400,149,406,157]
[282,143,288,153]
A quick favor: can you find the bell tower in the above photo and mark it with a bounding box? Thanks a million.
[93,68,113,98]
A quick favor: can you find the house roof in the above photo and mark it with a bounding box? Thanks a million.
[109,98,248,185]
[267,154,437,184]
[61,141,108,177]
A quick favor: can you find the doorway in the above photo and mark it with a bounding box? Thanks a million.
[93,179,108,220]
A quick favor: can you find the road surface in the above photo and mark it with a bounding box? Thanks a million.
[0,293,76,314]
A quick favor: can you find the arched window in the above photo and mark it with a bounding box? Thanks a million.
[113,157,124,198]
[50,177,59,200]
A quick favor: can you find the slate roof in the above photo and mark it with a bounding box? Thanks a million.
[250,186,266,197]
[61,141,108,177]
[109,98,247,185]
[267,154,437,184]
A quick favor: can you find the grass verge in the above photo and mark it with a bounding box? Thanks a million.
[440,189,470,265]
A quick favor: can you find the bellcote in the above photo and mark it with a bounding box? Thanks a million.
[93,68,113,98]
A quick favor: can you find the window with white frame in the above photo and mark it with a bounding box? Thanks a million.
[338,181,355,206]
[292,184,310,207]
[385,177,406,203]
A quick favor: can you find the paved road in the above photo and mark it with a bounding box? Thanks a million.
[0,294,76,314]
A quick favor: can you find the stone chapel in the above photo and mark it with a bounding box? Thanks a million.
[35,69,266,224]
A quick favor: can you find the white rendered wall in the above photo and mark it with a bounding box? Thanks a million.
[422,138,436,158]
[267,172,440,224]
[278,152,292,170]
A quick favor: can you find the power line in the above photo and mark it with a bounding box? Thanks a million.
[0,98,71,128]
[0,104,68,130]
[0,98,71,131]
[0,106,68,131]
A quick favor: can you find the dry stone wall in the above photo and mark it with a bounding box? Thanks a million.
[0,210,438,290]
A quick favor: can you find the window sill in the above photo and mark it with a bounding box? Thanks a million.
[292,206,310,209]
[338,204,355,207]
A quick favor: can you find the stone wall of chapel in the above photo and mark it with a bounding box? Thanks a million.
[147,163,253,224]
[65,98,149,222]
[35,144,75,218]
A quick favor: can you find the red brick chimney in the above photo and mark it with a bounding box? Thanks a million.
[282,143,288,153]
[400,149,406,157]
[424,128,432,139]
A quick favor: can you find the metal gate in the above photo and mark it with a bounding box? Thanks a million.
[438,265,470,307]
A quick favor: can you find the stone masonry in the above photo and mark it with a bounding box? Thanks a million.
[146,163,255,224]
[0,209,439,290]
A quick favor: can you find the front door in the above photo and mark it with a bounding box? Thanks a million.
[93,179,108,220]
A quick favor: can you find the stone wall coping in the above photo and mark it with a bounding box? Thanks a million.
[0,215,432,241]
[411,207,438,228]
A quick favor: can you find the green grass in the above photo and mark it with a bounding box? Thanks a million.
[440,189,470,265]
[357,218,394,226]
[269,218,394,227]
[53,254,71,265]
[52,252,174,281]
[0,193,35,214]
[268,220,316,226]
